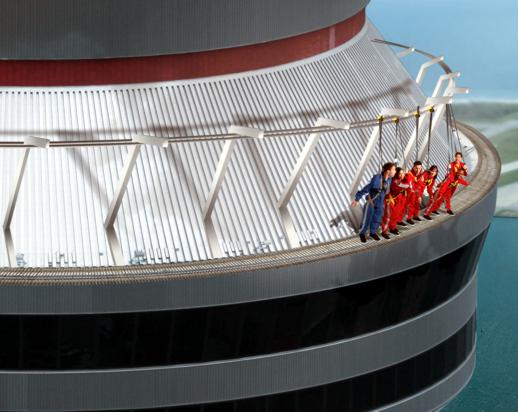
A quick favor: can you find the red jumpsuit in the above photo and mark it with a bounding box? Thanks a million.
[405,170,424,220]
[398,173,412,222]
[425,162,469,214]
[381,178,408,234]
[422,171,436,207]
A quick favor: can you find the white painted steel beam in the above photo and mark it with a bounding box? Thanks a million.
[432,72,460,97]
[277,117,350,248]
[104,135,169,266]
[3,136,50,267]
[416,56,444,85]
[380,108,410,118]
[203,125,264,258]
[444,87,470,96]
[426,96,454,106]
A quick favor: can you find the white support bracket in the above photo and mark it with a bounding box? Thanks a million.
[3,136,50,267]
[276,117,350,248]
[444,86,470,96]
[349,108,409,200]
[380,108,410,118]
[397,47,415,58]
[417,88,470,162]
[104,135,169,266]
[416,56,445,85]
[432,72,460,97]
[426,96,455,106]
[203,125,264,258]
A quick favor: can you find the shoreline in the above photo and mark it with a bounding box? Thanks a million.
[454,99,518,105]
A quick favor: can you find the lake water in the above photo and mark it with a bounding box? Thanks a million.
[443,217,518,411]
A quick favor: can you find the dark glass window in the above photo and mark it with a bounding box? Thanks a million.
[0,232,485,370]
[74,316,477,412]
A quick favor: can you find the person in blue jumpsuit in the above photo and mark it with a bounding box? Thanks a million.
[352,162,396,243]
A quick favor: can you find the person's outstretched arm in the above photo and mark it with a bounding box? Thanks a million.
[457,176,470,186]
[352,175,378,206]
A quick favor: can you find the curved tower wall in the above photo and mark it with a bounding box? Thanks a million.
[0,1,499,410]
[0,22,452,267]
[0,0,368,85]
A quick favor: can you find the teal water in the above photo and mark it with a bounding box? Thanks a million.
[444,217,518,411]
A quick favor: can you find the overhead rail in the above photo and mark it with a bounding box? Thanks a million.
[0,107,450,149]
[371,39,454,74]
[0,40,462,152]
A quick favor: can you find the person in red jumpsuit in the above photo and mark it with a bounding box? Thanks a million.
[404,161,424,225]
[424,153,469,219]
[381,167,409,238]
[396,169,410,227]
[422,165,438,213]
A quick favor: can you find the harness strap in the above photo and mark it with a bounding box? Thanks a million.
[427,107,434,167]
[393,117,401,165]
[377,116,384,169]
[414,106,420,163]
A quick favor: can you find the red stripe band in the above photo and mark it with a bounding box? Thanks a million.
[0,9,365,86]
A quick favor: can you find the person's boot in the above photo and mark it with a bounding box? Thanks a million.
[359,233,367,243]
[381,232,390,240]
[329,218,338,228]
[414,216,422,222]
[390,228,400,236]
[423,214,433,221]
[432,211,440,215]
[370,233,381,241]
[397,221,407,227]
[447,209,455,215]
[406,218,415,225]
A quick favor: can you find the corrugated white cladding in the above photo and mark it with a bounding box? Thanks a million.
[0,22,456,267]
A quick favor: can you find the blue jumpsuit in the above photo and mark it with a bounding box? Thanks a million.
[355,174,392,236]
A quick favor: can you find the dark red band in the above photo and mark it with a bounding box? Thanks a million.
[0,9,365,86]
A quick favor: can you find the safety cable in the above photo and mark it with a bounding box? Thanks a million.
[427,107,435,168]
[449,104,463,155]
[414,106,421,163]
[445,105,454,159]
[393,117,401,165]
[378,115,384,169]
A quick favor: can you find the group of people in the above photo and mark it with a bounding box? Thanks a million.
[341,152,469,243]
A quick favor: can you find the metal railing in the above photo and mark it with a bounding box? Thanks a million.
[0,122,498,281]
[0,39,469,267]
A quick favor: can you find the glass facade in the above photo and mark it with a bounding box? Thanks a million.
[76,316,477,412]
[0,232,485,370]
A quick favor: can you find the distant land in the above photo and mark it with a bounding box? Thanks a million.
[455,101,518,216]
